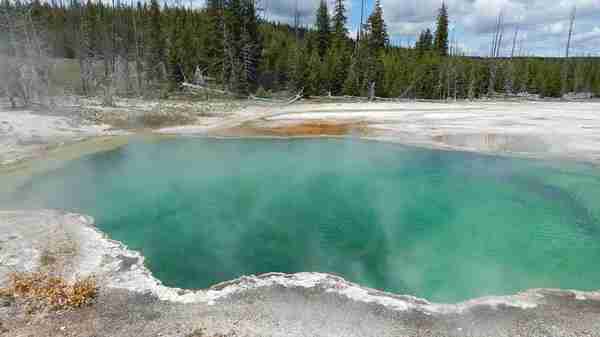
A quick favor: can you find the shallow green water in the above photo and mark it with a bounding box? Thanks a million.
[5,138,600,302]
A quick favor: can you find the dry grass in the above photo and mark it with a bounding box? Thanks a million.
[1,272,97,310]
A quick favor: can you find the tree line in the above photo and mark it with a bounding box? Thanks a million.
[1,0,599,106]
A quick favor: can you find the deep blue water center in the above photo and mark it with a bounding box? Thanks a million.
[7,138,600,302]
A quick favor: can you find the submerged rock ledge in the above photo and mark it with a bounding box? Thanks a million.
[2,209,599,314]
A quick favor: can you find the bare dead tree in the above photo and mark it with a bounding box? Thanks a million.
[519,61,530,94]
[565,6,576,58]
[488,11,505,96]
[496,23,505,58]
[102,72,116,106]
[562,6,577,96]
[505,61,515,95]
[356,0,365,44]
[490,11,504,58]
[132,5,144,95]
[1,4,52,107]
[503,24,520,96]
[488,61,497,96]
[293,0,299,42]
[78,5,95,96]
[510,25,519,58]
[468,66,476,100]
[368,82,375,101]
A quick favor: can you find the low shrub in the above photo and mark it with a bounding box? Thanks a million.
[1,272,97,310]
[254,86,272,98]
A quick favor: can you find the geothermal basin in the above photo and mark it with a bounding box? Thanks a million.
[4,137,600,303]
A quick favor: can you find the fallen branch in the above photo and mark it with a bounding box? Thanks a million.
[309,94,401,102]
[285,88,304,105]
[248,88,304,105]
[181,82,233,96]
[310,95,365,101]
[374,96,400,102]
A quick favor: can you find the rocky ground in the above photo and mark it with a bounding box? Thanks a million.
[2,97,600,336]
[0,103,112,166]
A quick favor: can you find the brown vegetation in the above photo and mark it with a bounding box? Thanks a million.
[0,272,97,310]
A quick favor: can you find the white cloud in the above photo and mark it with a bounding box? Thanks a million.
[262,0,600,56]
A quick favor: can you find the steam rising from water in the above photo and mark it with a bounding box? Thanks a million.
[4,138,600,302]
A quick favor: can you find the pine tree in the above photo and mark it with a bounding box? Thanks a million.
[222,0,260,94]
[167,10,186,89]
[328,44,350,95]
[146,0,165,83]
[315,0,330,59]
[306,48,322,96]
[323,48,336,93]
[366,0,388,51]
[416,29,433,56]
[289,43,307,91]
[4,0,599,100]
[206,0,224,81]
[433,2,449,56]
[332,0,347,45]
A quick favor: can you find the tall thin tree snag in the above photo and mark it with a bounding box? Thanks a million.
[78,4,94,96]
[565,6,576,58]
[1,3,52,107]
[490,11,504,58]
[488,10,505,96]
[293,0,299,41]
[357,0,365,43]
[510,25,519,58]
[132,3,144,95]
[562,6,577,97]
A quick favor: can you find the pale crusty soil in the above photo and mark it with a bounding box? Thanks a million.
[2,210,600,337]
[3,99,600,166]
[3,99,600,337]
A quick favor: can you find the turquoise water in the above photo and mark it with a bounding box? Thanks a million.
[5,138,600,302]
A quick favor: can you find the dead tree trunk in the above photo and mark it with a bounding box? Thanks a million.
[2,6,51,107]
[133,10,144,95]
[102,72,116,107]
[510,25,519,58]
[562,6,576,96]
[565,6,576,58]
[488,62,497,96]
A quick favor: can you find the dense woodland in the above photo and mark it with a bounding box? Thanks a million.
[1,0,600,106]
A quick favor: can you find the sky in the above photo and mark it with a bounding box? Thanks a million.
[259,0,600,57]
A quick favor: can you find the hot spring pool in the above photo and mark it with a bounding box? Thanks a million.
[5,138,600,302]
